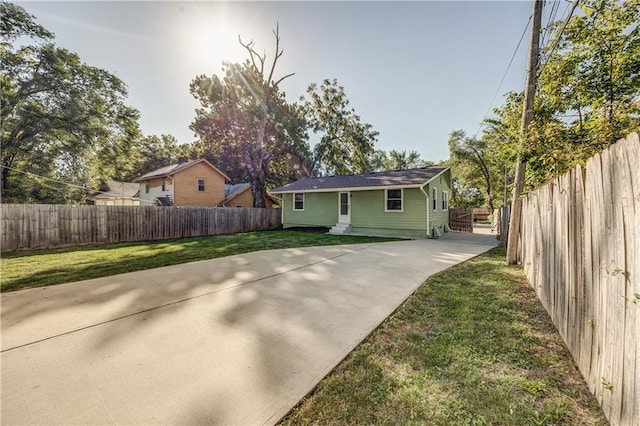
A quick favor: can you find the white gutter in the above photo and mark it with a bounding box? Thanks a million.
[281,194,285,226]
[420,184,430,237]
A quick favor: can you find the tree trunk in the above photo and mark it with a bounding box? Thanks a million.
[1,163,10,203]
[251,172,266,208]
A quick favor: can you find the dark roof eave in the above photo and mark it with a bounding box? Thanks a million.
[272,166,450,194]
[271,183,425,194]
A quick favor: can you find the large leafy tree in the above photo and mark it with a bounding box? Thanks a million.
[190,26,310,206]
[539,0,639,149]
[134,134,182,176]
[451,0,639,204]
[448,130,502,211]
[304,79,378,175]
[0,2,141,203]
[384,149,430,170]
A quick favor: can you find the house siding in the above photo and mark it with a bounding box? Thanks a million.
[426,170,451,235]
[351,188,427,236]
[226,189,278,208]
[278,168,452,238]
[282,192,338,227]
[172,162,226,207]
[94,198,139,206]
[225,189,253,208]
[138,177,172,205]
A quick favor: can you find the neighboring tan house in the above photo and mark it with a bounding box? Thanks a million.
[222,183,279,208]
[472,208,491,222]
[271,166,452,238]
[89,181,140,206]
[134,158,230,207]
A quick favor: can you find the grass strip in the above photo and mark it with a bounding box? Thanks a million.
[280,247,606,426]
[1,230,396,292]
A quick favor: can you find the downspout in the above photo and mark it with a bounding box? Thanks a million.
[168,175,175,205]
[281,194,285,228]
[420,184,430,237]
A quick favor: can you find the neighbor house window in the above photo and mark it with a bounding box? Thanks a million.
[145,181,150,194]
[162,177,167,192]
[293,193,304,211]
[385,189,403,212]
[198,179,205,191]
[432,188,438,210]
[442,191,449,210]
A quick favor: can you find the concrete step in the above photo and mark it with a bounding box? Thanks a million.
[328,223,351,235]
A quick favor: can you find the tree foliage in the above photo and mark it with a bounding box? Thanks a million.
[304,79,378,176]
[368,149,431,172]
[448,130,503,211]
[0,2,142,203]
[452,0,639,205]
[190,27,311,206]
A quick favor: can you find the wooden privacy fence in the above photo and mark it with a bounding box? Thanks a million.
[449,208,473,233]
[520,132,639,426]
[1,204,282,252]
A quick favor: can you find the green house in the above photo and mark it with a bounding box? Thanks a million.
[271,167,452,238]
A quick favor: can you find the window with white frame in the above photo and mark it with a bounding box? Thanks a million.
[197,179,205,191]
[293,193,304,211]
[432,188,438,210]
[385,189,403,212]
[442,191,449,210]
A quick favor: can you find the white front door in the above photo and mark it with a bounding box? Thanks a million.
[338,192,351,224]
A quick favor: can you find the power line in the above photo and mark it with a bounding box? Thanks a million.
[541,0,562,50]
[0,165,153,204]
[537,0,579,77]
[472,14,532,140]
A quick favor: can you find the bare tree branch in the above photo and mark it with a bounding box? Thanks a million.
[267,22,282,85]
[274,72,295,86]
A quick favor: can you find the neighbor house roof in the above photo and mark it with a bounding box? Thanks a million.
[271,166,450,193]
[90,181,139,200]
[222,183,279,206]
[222,183,251,204]
[133,158,230,182]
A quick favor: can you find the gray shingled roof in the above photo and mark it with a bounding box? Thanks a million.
[133,159,230,182]
[133,161,194,182]
[223,183,251,202]
[272,166,449,193]
[90,181,139,199]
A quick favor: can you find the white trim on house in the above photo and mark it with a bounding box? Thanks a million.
[338,191,351,224]
[432,187,438,211]
[293,192,305,211]
[442,190,449,211]
[420,184,430,237]
[384,188,404,212]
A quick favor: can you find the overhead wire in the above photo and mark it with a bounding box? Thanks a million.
[0,164,154,204]
[537,0,580,78]
[472,13,532,140]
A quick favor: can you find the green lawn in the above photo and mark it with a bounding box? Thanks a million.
[0,230,396,292]
[280,247,606,426]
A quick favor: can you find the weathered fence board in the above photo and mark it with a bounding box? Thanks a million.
[449,208,473,233]
[0,205,282,252]
[520,132,639,426]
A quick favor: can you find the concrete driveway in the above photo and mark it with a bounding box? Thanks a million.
[1,233,496,425]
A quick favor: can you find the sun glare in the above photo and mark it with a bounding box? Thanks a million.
[183,8,245,72]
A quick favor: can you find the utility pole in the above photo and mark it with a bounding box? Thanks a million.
[506,0,544,265]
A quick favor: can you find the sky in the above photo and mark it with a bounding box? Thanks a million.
[17,1,538,163]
